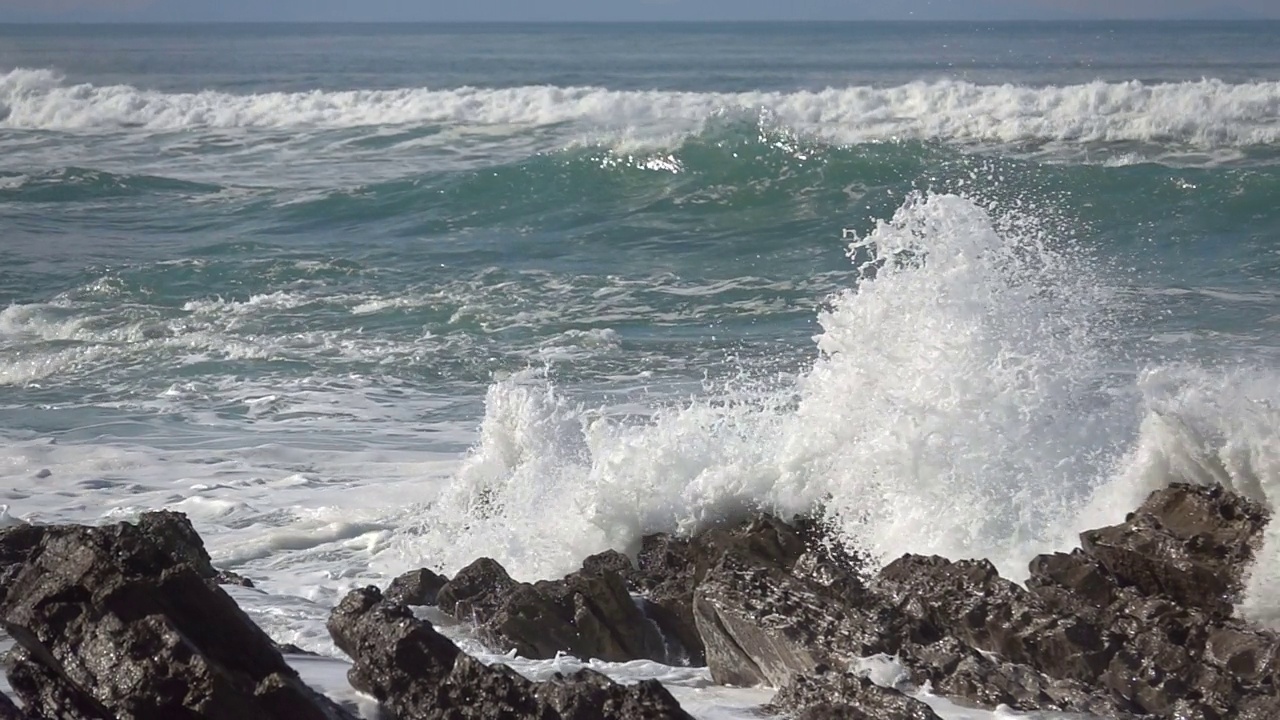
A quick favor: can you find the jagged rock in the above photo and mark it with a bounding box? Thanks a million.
[1,515,353,720]
[767,667,942,720]
[437,555,666,663]
[135,511,255,588]
[5,645,110,720]
[0,685,33,720]
[877,554,1119,685]
[1079,483,1268,617]
[693,549,891,687]
[534,668,693,720]
[327,586,692,720]
[633,533,703,663]
[903,637,1135,717]
[436,557,519,621]
[274,642,320,656]
[634,514,821,666]
[0,524,71,608]
[581,549,634,577]
[1026,549,1121,611]
[385,568,449,606]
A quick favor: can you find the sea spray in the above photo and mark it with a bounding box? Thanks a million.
[398,192,1137,579]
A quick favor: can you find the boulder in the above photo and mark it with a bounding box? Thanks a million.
[327,586,693,720]
[1,515,353,720]
[436,556,667,663]
[384,568,449,607]
[633,514,827,665]
[1078,483,1268,617]
[436,557,518,621]
[875,554,1119,685]
[693,550,890,687]
[767,667,942,720]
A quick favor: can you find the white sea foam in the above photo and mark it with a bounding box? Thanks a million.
[386,192,1280,597]
[2,68,1278,148]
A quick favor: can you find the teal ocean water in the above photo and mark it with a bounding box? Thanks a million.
[2,22,1280,714]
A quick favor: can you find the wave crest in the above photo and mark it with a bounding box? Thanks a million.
[3,68,1278,148]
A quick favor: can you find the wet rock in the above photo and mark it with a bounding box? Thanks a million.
[327,586,693,720]
[436,557,519,621]
[904,637,1135,717]
[1079,483,1268,617]
[767,666,942,720]
[876,554,1118,685]
[6,645,111,720]
[693,550,890,687]
[0,692,27,720]
[437,555,667,663]
[384,567,449,606]
[581,549,635,577]
[633,533,703,664]
[634,514,825,666]
[134,511,257,588]
[0,525,61,607]
[534,668,693,720]
[274,642,320,656]
[1026,549,1121,611]
[1,516,353,720]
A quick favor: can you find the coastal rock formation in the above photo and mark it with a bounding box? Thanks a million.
[327,585,693,720]
[0,513,353,720]
[692,483,1274,719]
[0,690,31,720]
[385,567,450,607]
[1,482,1275,720]
[434,554,667,663]
[767,666,943,720]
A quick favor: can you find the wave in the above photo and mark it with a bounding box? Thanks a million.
[388,192,1280,627]
[3,68,1279,148]
[0,166,221,202]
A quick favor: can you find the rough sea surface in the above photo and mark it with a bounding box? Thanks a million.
[2,22,1279,718]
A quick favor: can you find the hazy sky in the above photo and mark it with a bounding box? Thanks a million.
[1,0,1277,22]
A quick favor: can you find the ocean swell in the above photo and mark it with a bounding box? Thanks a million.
[2,68,1278,148]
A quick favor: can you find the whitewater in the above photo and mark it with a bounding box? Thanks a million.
[2,20,1280,720]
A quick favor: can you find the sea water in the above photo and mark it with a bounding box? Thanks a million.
[2,22,1279,718]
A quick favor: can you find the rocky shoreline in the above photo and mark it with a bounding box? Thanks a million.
[0,482,1276,719]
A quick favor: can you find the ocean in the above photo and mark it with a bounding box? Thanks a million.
[1,21,1279,718]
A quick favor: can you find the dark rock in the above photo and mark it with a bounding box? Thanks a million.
[634,514,831,666]
[634,533,703,664]
[0,690,28,720]
[6,645,110,720]
[384,568,449,606]
[904,637,1136,717]
[1026,549,1121,611]
[1,517,353,720]
[327,586,693,720]
[581,549,634,577]
[1079,483,1268,617]
[274,642,320,656]
[215,569,255,588]
[693,550,890,687]
[767,667,941,720]
[437,555,667,663]
[535,668,692,720]
[436,557,519,621]
[135,511,255,588]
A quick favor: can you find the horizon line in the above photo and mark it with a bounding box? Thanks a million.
[2,18,1279,25]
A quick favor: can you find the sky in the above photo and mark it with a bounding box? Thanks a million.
[0,0,1277,23]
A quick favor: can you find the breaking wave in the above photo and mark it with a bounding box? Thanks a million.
[392,191,1280,623]
[3,68,1279,148]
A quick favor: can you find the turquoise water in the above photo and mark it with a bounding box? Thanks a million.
[2,23,1280,612]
